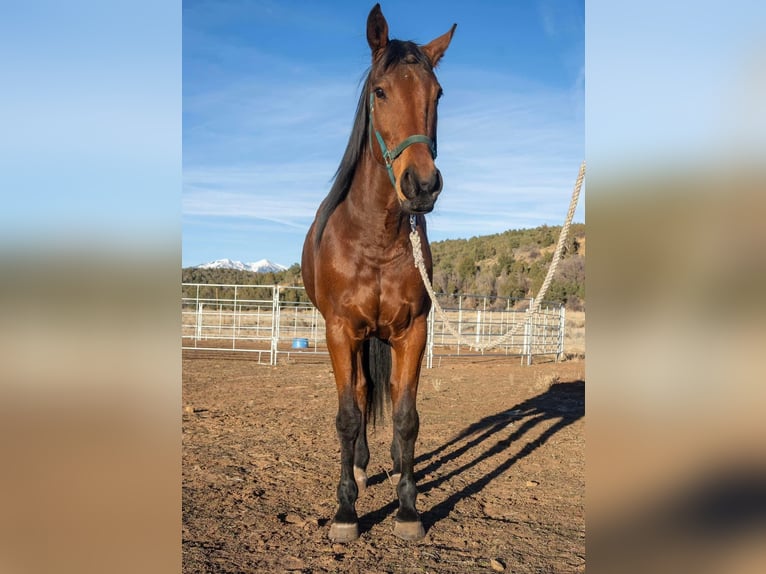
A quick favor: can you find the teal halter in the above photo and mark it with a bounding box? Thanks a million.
[369,92,436,189]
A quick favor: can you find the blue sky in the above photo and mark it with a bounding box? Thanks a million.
[183,0,584,267]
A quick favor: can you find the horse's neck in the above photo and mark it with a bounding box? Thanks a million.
[345,153,408,244]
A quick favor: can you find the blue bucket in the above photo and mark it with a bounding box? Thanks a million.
[292,338,309,349]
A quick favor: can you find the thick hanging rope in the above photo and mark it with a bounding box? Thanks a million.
[410,160,585,351]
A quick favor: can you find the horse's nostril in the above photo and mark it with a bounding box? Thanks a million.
[400,167,417,199]
[431,170,443,195]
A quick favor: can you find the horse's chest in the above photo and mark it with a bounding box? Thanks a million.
[372,267,427,327]
[317,249,428,335]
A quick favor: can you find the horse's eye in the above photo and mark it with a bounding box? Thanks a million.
[374,87,386,100]
[437,88,444,101]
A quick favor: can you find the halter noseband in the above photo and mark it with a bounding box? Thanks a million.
[369,93,436,189]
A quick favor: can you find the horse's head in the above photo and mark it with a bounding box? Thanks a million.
[366,4,456,215]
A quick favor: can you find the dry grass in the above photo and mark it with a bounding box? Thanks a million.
[430,378,445,392]
[564,310,585,358]
[533,372,562,392]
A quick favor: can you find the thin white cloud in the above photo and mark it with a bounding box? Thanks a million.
[539,0,557,37]
[183,163,329,227]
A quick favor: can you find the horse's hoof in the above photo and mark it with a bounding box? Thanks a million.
[329,522,359,543]
[353,466,367,493]
[393,519,425,541]
[389,472,401,486]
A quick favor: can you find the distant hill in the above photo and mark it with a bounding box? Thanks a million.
[181,223,585,310]
[429,223,585,310]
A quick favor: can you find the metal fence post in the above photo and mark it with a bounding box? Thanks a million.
[196,302,203,344]
[426,306,435,369]
[558,304,566,361]
[475,309,481,349]
[312,306,319,352]
[232,285,238,350]
[271,286,280,365]
[525,297,534,366]
[457,295,463,356]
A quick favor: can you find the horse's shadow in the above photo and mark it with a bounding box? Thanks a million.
[360,379,585,534]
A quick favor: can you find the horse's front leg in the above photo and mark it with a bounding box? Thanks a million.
[326,321,366,542]
[389,316,428,540]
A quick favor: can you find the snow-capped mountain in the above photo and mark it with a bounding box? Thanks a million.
[195,258,288,273]
[247,259,288,273]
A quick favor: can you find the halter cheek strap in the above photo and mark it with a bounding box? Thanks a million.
[369,93,436,189]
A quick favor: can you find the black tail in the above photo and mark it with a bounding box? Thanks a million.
[362,337,391,428]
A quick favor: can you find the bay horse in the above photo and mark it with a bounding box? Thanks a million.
[301,4,456,542]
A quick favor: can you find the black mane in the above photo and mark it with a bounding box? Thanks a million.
[313,40,433,246]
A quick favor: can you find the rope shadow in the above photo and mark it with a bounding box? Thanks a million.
[360,380,584,534]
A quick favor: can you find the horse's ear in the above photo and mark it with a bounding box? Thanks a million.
[366,3,389,60]
[422,23,457,68]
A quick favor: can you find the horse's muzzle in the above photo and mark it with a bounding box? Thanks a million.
[400,166,442,214]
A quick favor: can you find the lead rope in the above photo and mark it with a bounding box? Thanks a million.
[409,161,585,351]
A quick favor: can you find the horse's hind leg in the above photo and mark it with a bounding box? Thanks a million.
[353,357,370,493]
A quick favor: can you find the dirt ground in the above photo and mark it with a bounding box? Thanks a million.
[182,354,585,573]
